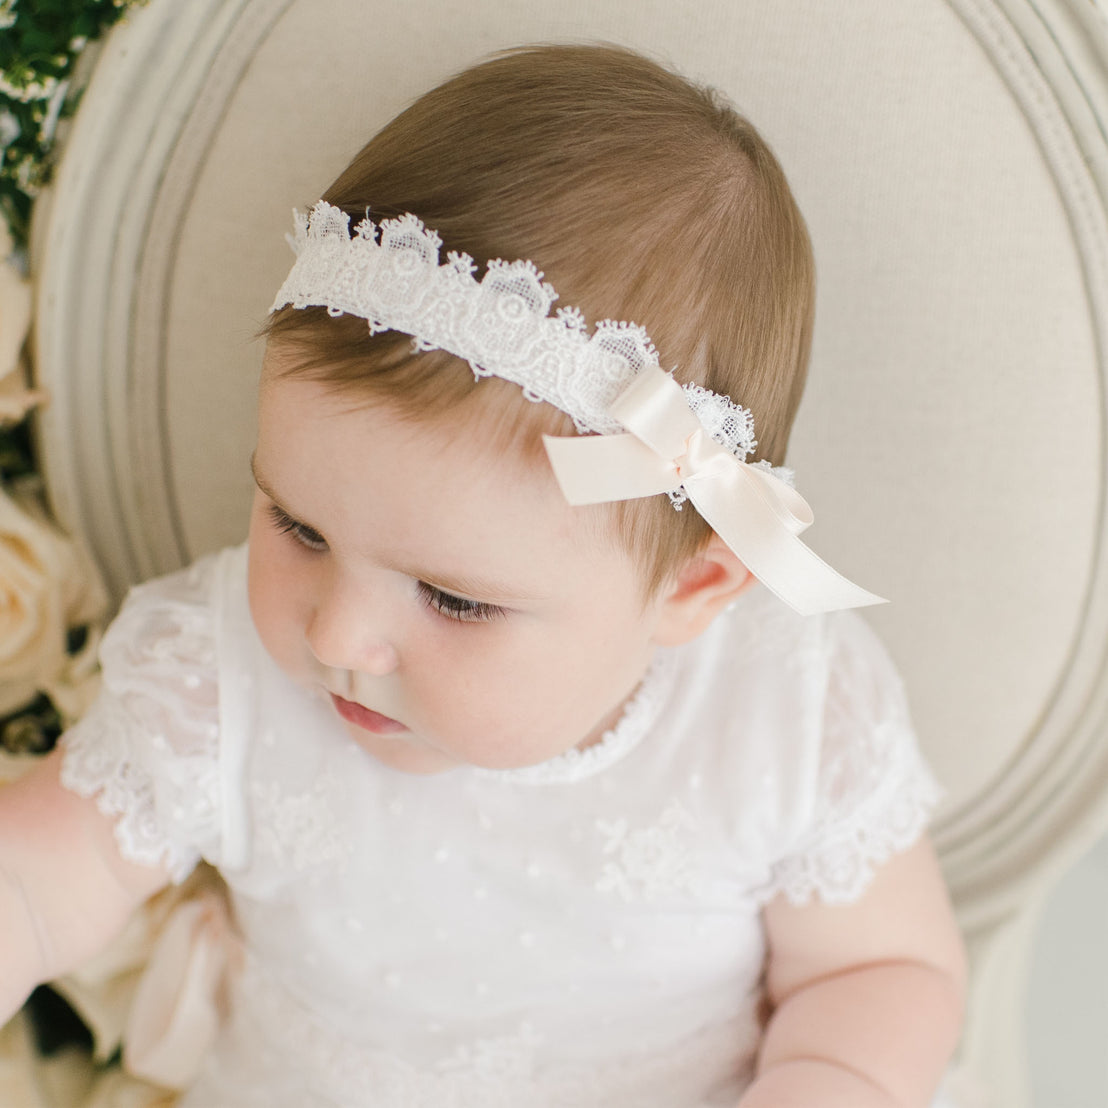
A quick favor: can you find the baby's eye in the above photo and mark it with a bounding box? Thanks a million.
[267,503,327,552]
[418,581,504,624]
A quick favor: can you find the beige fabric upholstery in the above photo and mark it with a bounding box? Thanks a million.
[31,1,1108,1103]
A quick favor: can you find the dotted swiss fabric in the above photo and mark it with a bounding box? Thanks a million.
[56,545,940,1108]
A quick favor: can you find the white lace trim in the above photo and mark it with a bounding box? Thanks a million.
[764,721,942,906]
[473,651,677,785]
[58,565,223,884]
[60,707,210,883]
[683,383,756,462]
[271,202,758,450]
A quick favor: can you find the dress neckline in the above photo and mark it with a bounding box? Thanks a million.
[473,650,678,785]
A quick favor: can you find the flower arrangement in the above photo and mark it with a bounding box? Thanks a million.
[0,0,148,754]
[0,0,146,247]
[0,5,185,1105]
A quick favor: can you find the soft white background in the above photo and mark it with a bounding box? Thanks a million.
[1030,838,1108,1106]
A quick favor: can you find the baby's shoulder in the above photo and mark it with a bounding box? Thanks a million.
[697,586,900,698]
[84,544,256,768]
[674,590,916,789]
[669,591,937,906]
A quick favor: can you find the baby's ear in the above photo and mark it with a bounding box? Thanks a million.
[651,535,755,646]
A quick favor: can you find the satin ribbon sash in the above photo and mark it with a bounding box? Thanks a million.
[123,891,234,1090]
[543,366,885,616]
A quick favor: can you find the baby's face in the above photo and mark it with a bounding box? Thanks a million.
[247,366,675,775]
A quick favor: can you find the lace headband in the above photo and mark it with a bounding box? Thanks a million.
[270,201,883,615]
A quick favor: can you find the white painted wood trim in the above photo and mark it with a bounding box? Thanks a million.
[931,4,1108,1099]
[33,0,293,599]
[934,0,1108,926]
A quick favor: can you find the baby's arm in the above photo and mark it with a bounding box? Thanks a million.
[742,835,966,1108]
[0,748,169,1023]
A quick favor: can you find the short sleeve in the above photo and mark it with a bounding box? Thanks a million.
[766,613,942,906]
[59,556,224,883]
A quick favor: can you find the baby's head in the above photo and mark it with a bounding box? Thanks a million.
[248,44,876,775]
[264,43,815,596]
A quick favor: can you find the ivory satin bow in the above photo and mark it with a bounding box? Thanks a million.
[122,890,236,1090]
[542,366,885,616]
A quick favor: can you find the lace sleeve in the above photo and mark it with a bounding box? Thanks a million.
[59,557,224,883]
[767,613,942,907]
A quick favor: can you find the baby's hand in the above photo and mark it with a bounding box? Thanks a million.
[0,748,169,1024]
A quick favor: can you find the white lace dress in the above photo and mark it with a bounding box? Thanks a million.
[59,544,940,1108]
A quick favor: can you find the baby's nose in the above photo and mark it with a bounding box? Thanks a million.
[305,582,399,677]
[360,640,399,676]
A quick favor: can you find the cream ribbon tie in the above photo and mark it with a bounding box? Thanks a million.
[542,365,885,616]
[123,890,236,1090]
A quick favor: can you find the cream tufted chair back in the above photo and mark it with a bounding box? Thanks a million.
[32,2,1108,1103]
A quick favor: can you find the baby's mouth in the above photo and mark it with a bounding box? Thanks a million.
[330,693,409,735]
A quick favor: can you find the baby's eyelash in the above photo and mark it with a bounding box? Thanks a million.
[267,503,327,551]
[417,581,504,624]
[265,504,500,621]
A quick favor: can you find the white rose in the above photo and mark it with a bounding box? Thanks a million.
[0,221,43,427]
[0,481,108,717]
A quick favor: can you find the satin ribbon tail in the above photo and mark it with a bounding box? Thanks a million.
[683,471,885,615]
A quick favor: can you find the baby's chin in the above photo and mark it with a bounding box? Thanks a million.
[337,720,463,775]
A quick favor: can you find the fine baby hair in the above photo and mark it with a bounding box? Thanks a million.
[265,43,818,596]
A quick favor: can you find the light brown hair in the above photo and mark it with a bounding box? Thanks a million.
[265,43,814,594]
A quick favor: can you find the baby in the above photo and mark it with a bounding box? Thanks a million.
[0,43,965,1107]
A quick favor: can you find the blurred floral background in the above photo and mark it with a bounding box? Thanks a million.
[0,0,137,759]
[0,3,206,1105]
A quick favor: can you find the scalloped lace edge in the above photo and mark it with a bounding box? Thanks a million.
[759,740,943,907]
[473,651,677,785]
[60,722,200,884]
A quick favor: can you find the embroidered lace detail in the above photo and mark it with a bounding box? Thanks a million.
[596,800,701,901]
[208,959,758,1108]
[763,619,943,906]
[435,1023,543,1081]
[271,202,755,442]
[767,720,940,906]
[59,563,222,883]
[250,773,351,872]
[683,384,756,459]
[474,651,677,785]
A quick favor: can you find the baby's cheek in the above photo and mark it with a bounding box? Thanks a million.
[415,639,540,746]
[247,587,290,673]
[247,543,304,670]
